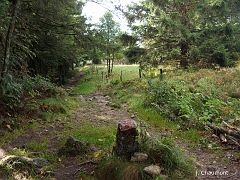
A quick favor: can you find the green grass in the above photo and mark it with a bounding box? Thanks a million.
[28,96,79,121]
[63,123,116,151]
[41,153,58,164]
[27,138,48,153]
[8,148,29,157]
[173,129,201,144]
[110,64,140,81]
[96,158,151,180]
[72,64,142,95]
[73,78,99,94]
[96,137,195,180]
[71,66,103,94]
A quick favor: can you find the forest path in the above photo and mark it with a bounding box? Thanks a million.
[0,71,137,180]
[1,71,240,180]
[62,71,240,180]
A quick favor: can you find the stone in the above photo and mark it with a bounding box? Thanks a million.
[30,152,43,156]
[89,145,98,152]
[106,101,121,109]
[207,165,217,171]
[143,165,162,176]
[58,136,90,157]
[0,148,6,159]
[32,158,50,168]
[131,115,136,119]
[168,113,176,121]
[78,95,85,102]
[104,95,111,101]
[131,152,148,162]
[113,119,140,160]
[118,119,137,131]
[0,155,49,168]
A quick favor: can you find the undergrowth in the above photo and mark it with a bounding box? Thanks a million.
[96,136,194,180]
[144,68,240,129]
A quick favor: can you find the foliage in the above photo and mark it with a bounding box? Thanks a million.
[0,0,8,15]
[125,0,240,68]
[1,0,86,83]
[24,0,88,84]
[0,75,66,117]
[120,33,146,64]
[0,0,92,116]
[144,68,240,129]
[96,11,122,74]
[123,47,146,64]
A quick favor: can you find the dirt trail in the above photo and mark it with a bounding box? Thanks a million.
[1,72,240,180]
[1,72,138,179]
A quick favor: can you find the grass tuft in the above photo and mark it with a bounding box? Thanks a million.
[96,157,151,180]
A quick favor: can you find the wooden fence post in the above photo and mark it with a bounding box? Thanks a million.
[105,75,108,83]
[120,70,123,81]
[159,69,163,79]
[102,71,104,81]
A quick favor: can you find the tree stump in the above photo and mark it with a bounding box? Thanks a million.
[113,119,140,160]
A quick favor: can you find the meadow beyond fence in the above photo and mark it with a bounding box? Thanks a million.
[85,65,141,83]
[84,64,169,83]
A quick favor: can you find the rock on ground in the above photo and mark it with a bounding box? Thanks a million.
[143,165,162,176]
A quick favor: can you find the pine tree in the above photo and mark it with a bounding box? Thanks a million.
[125,0,240,68]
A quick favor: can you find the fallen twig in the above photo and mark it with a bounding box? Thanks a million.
[73,167,83,175]
[207,123,240,140]
[226,135,240,147]
[64,160,97,169]
[223,121,240,132]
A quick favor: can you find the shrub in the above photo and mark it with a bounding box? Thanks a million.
[0,73,23,111]
[0,75,66,117]
[144,69,240,129]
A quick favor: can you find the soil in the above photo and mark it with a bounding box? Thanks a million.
[0,72,240,180]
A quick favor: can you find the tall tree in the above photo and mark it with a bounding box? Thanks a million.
[98,11,121,75]
[120,33,146,65]
[0,0,21,84]
[0,0,92,114]
[125,0,240,68]
[25,0,88,84]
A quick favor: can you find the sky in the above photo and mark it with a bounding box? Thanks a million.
[81,0,140,32]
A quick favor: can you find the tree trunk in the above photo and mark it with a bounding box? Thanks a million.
[0,0,21,84]
[111,53,114,73]
[107,59,110,77]
[180,41,189,68]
